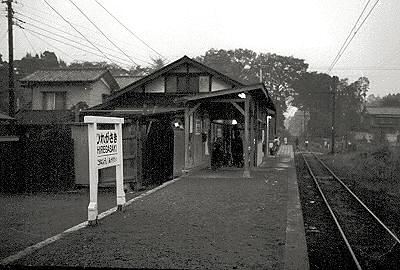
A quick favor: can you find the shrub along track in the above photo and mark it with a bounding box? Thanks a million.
[295,152,400,270]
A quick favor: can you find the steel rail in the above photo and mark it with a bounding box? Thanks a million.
[301,152,362,270]
[312,152,400,245]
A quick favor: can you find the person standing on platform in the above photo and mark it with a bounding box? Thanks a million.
[231,129,243,167]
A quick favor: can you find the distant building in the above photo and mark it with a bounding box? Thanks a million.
[17,68,119,126]
[362,106,400,144]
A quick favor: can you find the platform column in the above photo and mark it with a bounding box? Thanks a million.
[184,109,190,172]
[243,94,251,178]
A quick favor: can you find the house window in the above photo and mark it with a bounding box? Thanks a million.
[43,92,66,110]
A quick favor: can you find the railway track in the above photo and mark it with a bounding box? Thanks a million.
[301,152,400,269]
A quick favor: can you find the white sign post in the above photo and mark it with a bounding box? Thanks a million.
[84,116,125,225]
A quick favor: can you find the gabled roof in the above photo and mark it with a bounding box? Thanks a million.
[104,55,244,103]
[366,107,400,116]
[20,68,120,91]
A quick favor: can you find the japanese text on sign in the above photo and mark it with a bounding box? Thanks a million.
[96,130,119,169]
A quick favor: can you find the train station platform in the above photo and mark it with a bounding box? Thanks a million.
[7,145,309,269]
[263,144,309,270]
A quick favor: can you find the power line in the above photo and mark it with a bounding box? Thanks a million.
[68,0,138,66]
[19,26,132,68]
[22,28,76,61]
[14,3,155,63]
[15,17,136,66]
[94,0,166,61]
[21,28,38,55]
[15,11,154,66]
[312,67,400,71]
[42,0,117,66]
[328,0,372,73]
[328,0,380,73]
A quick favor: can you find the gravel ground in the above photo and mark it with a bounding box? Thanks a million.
[12,169,288,269]
[0,188,146,260]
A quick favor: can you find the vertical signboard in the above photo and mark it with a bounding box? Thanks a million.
[84,116,125,225]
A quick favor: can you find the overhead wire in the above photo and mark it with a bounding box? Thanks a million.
[42,0,119,66]
[14,16,137,66]
[328,0,380,73]
[21,28,38,55]
[94,0,167,61]
[15,3,156,63]
[14,11,154,66]
[327,0,372,73]
[68,0,138,66]
[18,26,132,69]
[22,28,76,61]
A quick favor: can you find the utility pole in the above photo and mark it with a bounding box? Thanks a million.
[330,76,338,154]
[6,0,15,118]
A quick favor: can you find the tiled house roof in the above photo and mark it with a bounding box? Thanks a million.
[20,68,109,83]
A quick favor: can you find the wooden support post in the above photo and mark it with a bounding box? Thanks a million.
[87,122,98,225]
[243,95,251,178]
[116,123,125,210]
[184,109,190,172]
[250,102,255,169]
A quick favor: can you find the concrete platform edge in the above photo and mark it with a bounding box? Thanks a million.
[284,165,310,270]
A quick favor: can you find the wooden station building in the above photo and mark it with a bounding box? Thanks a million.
[78,56,276,187]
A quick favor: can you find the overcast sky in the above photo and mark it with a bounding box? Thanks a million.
[0,0,398,97]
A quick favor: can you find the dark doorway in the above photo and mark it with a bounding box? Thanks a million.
[210,122,243,169]
[143,119,174,185]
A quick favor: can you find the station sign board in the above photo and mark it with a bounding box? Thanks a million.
[84,116,125,225]
[96,129,119,169]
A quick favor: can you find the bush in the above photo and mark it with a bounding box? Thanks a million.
[354,145,399,183]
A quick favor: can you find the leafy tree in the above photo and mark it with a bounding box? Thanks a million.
[196,49,308,132]
[381,93,400,107]
[334,77,369,137]
[68,61,129,75]
[292,73,368,139]
[366,94,382,106]
[15,51,63,76]
[129,57,167,76]
[292,72,332,137]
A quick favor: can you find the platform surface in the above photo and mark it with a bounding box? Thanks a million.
[8,145,309,269]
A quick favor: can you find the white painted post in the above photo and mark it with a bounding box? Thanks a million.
[84,116,125,225]
[87,122,99,225]
[116,122,125,210]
